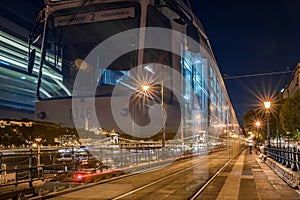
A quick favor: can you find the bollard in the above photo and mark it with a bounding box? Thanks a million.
[38,188,42,196]
[281,147,286,165]
[291,147,298,171]
[286,147,291,168]
[277,147,281,163]
[272,147,276,160]
[14,165,18,186]
[272,147,275,160]
[276,147,279,162]
[54,185,57,192]
[1,163,6,183]
[28,148,33,187]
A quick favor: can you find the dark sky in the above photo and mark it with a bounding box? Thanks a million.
[189,0,300,124]
[3,0,299,126]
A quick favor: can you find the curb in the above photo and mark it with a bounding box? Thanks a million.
[260,154,300,189]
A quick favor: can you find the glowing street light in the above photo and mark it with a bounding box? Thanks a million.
[142,85,150,91]
[255,121,261,127]
[264,101,271,148]
[141,83,165,147]
[264,101,271,109]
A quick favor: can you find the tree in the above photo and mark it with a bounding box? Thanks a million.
[280,97,294,132]
[280,91,300,138]
[243,109,265,141]
[292,91,300,132]
[267,97,285,144]
[243,110,257,133]
[243,96,285,144]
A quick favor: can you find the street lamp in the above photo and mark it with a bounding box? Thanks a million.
[141,83,165,147]
[142,85,150,91]
[255,121,261,146]
[264,101,271,148]
[161,77,165,148]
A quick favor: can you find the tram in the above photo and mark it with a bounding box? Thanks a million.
[27,0,241,143]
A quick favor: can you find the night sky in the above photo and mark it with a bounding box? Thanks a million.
[189,0,300,125]
[2,0,300,126]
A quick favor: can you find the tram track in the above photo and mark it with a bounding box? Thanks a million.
[45,149,233,200]
[189,148,244,200]
[109,150,231,200]
[111,158,200,200]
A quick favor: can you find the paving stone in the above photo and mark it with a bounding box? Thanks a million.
[194,149,300,200]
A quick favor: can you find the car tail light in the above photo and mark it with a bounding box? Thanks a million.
[75,173,84,181]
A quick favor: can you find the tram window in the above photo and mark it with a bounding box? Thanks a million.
[98,69,130,85]
[144,4,172,65]
[146,5,171,28]
[186,25,200,53]
[39,3,141,99]
[144,5,172,66]
[143,5,173,103]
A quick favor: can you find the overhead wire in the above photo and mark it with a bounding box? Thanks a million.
[222,70,292,80]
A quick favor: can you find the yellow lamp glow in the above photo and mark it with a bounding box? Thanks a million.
[264,101,271,109]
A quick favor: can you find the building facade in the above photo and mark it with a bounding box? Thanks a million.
[282,63,300,99]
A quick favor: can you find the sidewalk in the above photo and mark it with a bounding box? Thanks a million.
[196,149,300,200]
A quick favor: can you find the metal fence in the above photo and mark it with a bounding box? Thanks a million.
[0,149,41,187]
[265,146,300,171]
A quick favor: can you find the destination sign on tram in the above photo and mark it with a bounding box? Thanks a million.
[54,7,135,27]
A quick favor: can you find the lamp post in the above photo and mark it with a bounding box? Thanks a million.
[255,121,261,146]
[264,101,271,149]
[140,66,166,149]
[141,83,165,147]
[161,74,165,148]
